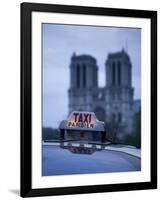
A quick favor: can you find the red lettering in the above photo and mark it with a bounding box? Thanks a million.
[73,113,79,122]
[78,113,83,122]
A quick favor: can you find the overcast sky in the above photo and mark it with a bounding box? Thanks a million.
[43,23,141,128]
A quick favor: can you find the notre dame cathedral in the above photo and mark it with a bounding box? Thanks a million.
[68,49,138,140]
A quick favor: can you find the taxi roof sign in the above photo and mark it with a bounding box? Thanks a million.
[59,111,105,132]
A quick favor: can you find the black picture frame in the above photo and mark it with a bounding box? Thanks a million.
[21,2,157,197]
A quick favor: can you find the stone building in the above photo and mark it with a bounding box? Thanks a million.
[68,49,136,140]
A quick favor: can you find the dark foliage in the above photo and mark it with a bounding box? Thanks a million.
[42,127,60,141]
[124,110,141,148]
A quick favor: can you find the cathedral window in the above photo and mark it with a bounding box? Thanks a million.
[118,112,122,123]
[112,62,116,86]
[83,64,86,88]
[112,113,116,122]
[76,64,80,88]
[118,61,121,86]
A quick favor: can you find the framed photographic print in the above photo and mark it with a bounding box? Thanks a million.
[21,2,157,197]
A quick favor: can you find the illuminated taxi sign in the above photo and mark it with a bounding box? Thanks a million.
[67,112,96,129]
[59,111,105,132]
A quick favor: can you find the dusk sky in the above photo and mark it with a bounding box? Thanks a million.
[43,24,141,128]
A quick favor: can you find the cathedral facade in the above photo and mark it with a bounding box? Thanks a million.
[68,49,135,140]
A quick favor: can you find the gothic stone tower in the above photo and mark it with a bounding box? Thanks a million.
[68,53,98,113]
[105,49,134,138]
[68,49,134,139]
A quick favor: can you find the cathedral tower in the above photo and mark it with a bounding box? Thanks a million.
[105,49,134,136]
[68,53,98,113]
